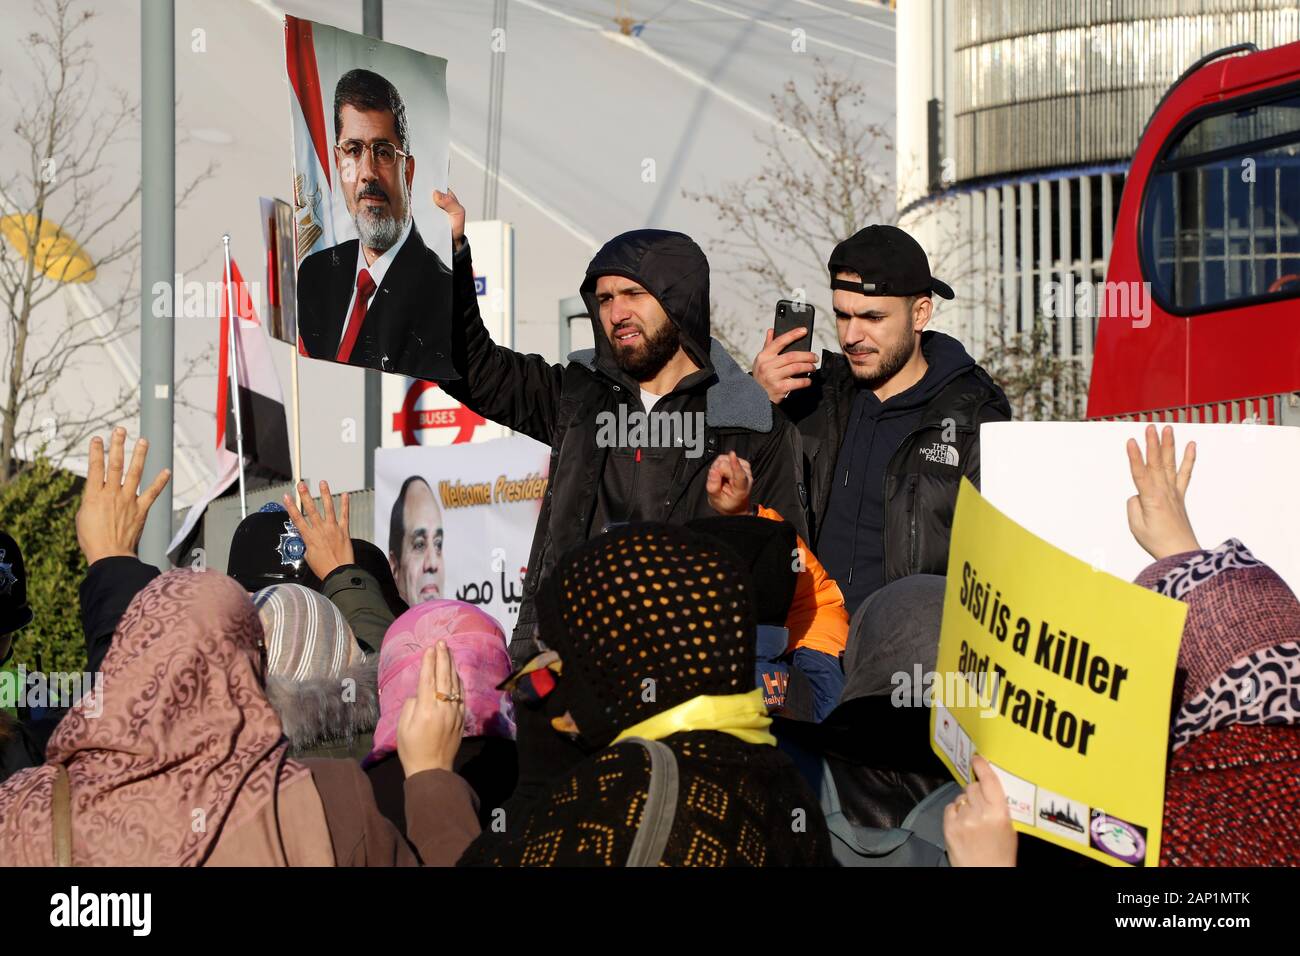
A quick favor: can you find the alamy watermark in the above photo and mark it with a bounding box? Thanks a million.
[150,273,261,320]
[50,886,151,936]
[0,666,103,717]
[1041,276,1152,329]
[892,663,991,712]
[891,664,1099,754]
[594,406,705,459]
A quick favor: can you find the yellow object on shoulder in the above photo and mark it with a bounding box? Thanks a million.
[612,688,775,747]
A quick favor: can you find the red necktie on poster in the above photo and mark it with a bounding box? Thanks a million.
[336,268,376,363]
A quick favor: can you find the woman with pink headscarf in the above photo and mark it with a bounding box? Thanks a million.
[365,599,518,831]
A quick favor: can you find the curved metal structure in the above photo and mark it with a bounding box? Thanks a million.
[953,1,1300,182]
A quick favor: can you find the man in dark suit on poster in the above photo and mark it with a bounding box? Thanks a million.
[297,68,457,381]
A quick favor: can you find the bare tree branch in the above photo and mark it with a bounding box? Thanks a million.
[0,0,217,481]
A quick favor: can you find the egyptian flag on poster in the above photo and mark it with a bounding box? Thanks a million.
[285,17,335,270]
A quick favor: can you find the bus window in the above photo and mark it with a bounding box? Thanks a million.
[1142,91,1300,312]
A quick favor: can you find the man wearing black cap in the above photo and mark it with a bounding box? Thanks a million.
[431,188,807,665]
[753,224,1010,615]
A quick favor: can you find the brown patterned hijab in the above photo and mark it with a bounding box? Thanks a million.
[0,569,309,865]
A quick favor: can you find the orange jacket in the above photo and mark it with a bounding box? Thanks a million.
[757,506,849,657]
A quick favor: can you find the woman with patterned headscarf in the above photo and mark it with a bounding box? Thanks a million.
[254,583,379,761]
[454,523,835,867]
[0,569,478,866]
[1122,427,1300,866]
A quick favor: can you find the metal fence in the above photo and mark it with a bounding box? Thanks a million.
[1093,391,1300,425]
[912,168,1125,372]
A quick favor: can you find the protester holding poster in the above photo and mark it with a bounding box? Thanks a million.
[431,190,808,665]
[285,17,456,381]
[940,426,1300,867]
[1139,556,1300,865]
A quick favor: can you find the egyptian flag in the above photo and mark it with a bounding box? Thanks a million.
[286,16,337,358]
[218,257,292,479]
[285,16,335,263]
[167,258,292,564]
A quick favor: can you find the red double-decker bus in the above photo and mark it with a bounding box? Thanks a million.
[1087,40,1300,427]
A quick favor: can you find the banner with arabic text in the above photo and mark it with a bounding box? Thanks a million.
[374,435,550,639]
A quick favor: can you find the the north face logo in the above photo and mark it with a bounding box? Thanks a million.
[919,443,959,467]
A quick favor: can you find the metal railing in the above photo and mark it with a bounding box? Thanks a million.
[1091,392,1300,426]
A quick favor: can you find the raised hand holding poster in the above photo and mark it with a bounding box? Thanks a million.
[930,480,1188,867]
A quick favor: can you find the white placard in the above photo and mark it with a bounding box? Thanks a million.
[980,421,1300,595]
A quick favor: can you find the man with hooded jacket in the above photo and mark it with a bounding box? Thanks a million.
[431,190,808,665]
[753,225,1011,616]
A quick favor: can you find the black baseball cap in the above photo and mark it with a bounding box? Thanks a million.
[827,224,954,300]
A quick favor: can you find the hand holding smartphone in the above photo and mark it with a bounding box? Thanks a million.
[752,299,819,404]
[772,299,817,377]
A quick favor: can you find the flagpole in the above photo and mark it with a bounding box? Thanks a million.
[139,0,175,570]
[222,234,249,519]
[291,342,303,509]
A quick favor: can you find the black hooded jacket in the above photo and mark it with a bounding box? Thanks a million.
[440,230,808,662]
[784,330,1010,612]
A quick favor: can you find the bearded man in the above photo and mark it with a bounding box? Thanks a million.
[429,187,808,664]
[751,225,1011,614]
[296,68,456,380]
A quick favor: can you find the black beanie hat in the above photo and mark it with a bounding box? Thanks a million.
[535,523,756,749]
[0,531,33,636]
[685,514,798,627]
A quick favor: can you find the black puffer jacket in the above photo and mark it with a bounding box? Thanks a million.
[440,231,808,662]
[784,331,1010,589]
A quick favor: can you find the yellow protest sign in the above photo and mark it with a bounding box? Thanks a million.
[930,480,1187,867]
